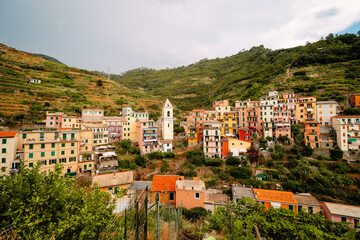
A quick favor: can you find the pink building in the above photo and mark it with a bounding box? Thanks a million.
[274,96,291,139]
[103,117,123,143]
[213,100,229,108]
[82,109,103,123]
[321,202,360,228]
[284,93,297,124]
[136,119,160,155]
[46,112,64,128]
[175,179,205,209]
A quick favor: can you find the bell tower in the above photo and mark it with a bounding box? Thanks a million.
[162,99,173,140]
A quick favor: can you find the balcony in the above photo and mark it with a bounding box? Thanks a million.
[144,127,156,131]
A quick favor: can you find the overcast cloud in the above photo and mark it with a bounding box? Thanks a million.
[0,0,359,73]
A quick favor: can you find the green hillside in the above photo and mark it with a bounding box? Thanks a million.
[32,53,65,65]
[110,33,360,110]
[0,44,162,125]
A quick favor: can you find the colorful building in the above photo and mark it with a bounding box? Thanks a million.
[321,202,360,229]
[332,116,360,151]
[253,188,298,212]
[350,94,360,108]
[238,127,251,142]
[175,179,206,209]
[316,101,338,126]
[150,175,184,205]
[81,123,108,145]
[294,194,322,214]
[304,121,320,149]
[228,138,251,157]
[221,111,237,137]
[203,126,221,159]
[0,131,18,176]
[296,97,317,123]
[92,171,133,195]
[45,112,64,128]
[136,119,160,155]
[220,138,229,159]
[103,116,123,143]
[81,109,104,123]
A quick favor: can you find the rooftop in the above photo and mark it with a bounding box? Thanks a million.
[0,131,18,138]
[323,202,360,218]
[232,186,255,200]
[253,189,297,204]
[127,181,152,190]
[294,194,321,207]
[176,180,206,191]
[92,171,133,188]
[205,193,229,204]
[151,175,182,192]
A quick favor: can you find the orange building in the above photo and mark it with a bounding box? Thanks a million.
[150,175,184,205]
[253,189,298,212]
[221,138,229,159]
[350,94,360,108]
[304,121,320,149]
[175,179,205,209]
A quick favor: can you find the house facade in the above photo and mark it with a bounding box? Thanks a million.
[175,179,206,209]
[0,131,18,176]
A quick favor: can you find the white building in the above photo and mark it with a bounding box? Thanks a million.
[332,116,360,151]
[268,91,278,97]
[30,79,41,83]
[203,127,221,158]
[121,106,149,121]
[317,101,338,127]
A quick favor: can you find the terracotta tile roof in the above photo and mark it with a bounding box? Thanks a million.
[253,189,297,204]
[0,131,18,138]
[151,175,181,192]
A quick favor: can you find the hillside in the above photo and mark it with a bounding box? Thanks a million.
[32,53,65,65]
[111,33,360,110]
[0,44,162,125]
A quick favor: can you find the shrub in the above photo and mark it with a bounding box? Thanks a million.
[330,149,343,161]
[226,157,241,166]
[293,70,307,76]
[301,146,314,157]
[183,207,208,222]
[174,126,185,134]
[204,158,222,167]
[228,167,252,179]
[185,150,205,166]
[160,160,170,173]
[271,151,284,160]
[134,155,145,167]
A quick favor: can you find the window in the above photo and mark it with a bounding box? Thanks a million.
[29,163,33,167]
[71,142,75,147]
[51,143,55,148]
[169,192,175,201]
[41,143,45,149]
[60,158,66,163]
[309,206,313,214]
[298,205,302,211]
[341,217,347,222]
[1,158,5,163]
[62,143,65,147]
[29,153,33,158]
[289,205,293,211]
[22,133,26,139]
[355,219,359,229]
[71,150,74,154]
[195,192,200,199]
[51,151,55,156]
[61,151,65,155]
[2,148,6,153]
[2,139,6,144]
[41,152,45,157]
[63,134,66,140]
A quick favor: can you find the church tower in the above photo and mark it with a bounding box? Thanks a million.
[162,99,174,140]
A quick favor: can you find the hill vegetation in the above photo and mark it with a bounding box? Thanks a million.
[0,44,162,126]
[110,33,360,110]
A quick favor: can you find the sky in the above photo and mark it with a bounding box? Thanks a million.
[0,0,359,73]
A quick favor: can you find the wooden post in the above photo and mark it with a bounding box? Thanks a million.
[144,186,148,240]
[124,209,127,240]
[135,200,139,240]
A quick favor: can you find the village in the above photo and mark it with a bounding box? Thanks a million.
[1,92,360,230]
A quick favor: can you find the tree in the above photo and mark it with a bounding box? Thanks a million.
[248,146,260,165]
[228,167,252,179]
[225,156,241,166]
[96,79,103,86]
[135,155,145,167]
[301,145,314,157]
[330,148,344,161]
[174,126,185,134]
[0,163,118,239]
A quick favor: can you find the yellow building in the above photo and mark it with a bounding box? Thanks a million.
[122,115,137,141]
[78,130,95,175]
[81,123,108,145]
[92,171,133,195]
[187,126,198,147]
[21,130,80,176]
[221,111,237,137]
[296,97,317,124]
[62,115,82,129]
[0,131,18,176]
[228,138,251,157]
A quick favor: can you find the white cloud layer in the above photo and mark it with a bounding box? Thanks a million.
[0,0,359,73]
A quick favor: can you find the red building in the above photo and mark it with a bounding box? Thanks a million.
[238,127,251,142]
[221,138,229,158]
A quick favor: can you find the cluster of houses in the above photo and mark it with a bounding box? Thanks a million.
[92,171,360,229]
[181,92,360,158]
[0,99,175,177]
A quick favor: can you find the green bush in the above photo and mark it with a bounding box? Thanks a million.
[185,150,205,166]
[330,148,343,161]
[225,156,241,166]
[204,158,222,167]
[183,207,208,222]
[134,155,145,167]
[228,167,252,179]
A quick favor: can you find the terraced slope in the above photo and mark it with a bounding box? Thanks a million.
[0,44,161,122]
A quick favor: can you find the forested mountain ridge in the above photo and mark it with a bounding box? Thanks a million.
[109,33,360,110]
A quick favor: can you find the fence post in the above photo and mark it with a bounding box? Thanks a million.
[124,209,127,240]
[144,187,148,240]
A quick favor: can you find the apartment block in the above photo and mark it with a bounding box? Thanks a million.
[82,109,104,123]
[62,115,82,129]
[317,101,338,126]
[304,121,321,149]
[221,111,237,137]
[203,127,221,159]
[350,94,360,108]
[122,106,149,120]
[103,116,124,143]
[332,116,360,151]
[274,96,291,139]
[136,120,160,155]
[0,131,18,176]
[81,123,108,145]
[122,115,137,141]
[296,97,317,123]
[45,112,64,128]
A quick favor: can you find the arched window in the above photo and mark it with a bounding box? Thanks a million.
[167,111,170,117]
